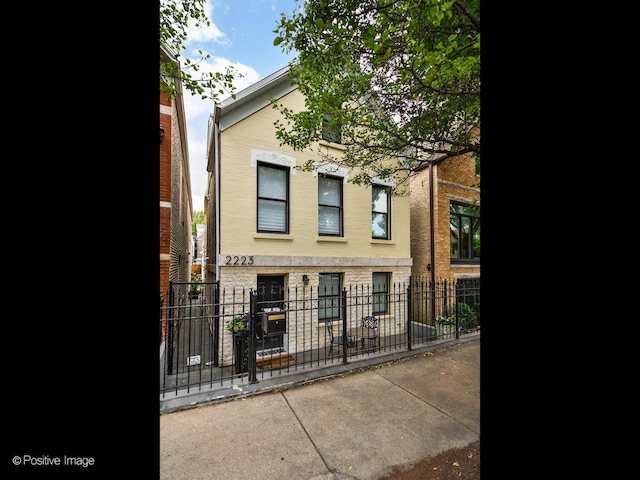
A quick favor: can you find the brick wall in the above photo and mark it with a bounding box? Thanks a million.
[410,150,480,284]
[160,89,172,309]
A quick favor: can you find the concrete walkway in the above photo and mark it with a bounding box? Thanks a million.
[160,338,480,480]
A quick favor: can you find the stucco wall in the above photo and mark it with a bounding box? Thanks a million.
[218,89,411,263]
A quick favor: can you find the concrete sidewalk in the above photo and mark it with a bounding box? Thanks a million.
[160,338,480,480]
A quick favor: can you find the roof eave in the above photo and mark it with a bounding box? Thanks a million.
[218,66,295,131]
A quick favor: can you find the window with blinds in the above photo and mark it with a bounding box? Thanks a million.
[257,162,289,233]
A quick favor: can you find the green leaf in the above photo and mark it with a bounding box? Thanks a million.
[270,0,480,189]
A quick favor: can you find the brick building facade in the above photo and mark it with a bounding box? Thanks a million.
[409,133,480,287]
[160,45,194,340]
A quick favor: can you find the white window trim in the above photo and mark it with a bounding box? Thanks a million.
[371,176,396,188]
[313,163,349,183]
[251,149,296,173]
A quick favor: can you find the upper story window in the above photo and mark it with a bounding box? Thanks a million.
[257,162,289,233]
[372,185,390,240]
[322,113,342,144]
[318,175,343,236]
[450,202,480,263]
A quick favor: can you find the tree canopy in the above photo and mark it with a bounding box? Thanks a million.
[273,0,480,191]
[160,0,237,101]
[192,210,206,236]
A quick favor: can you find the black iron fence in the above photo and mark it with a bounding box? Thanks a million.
[159,277,479,399]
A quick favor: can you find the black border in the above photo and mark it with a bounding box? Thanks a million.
[5,4,159,477]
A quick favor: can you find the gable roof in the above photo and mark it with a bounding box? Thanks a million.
[218,65,295,131]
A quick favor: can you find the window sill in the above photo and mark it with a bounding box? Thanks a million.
[371,239,395,245]
[317,236,348,243]
[318,140,347,151]
[254,233,294,240]
[450,259,480,266]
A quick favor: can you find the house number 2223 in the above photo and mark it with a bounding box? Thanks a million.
[224,255,254,265]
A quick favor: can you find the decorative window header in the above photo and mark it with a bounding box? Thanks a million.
[372,176,396,188]
[313,163,349,183]
[251,149,296,172]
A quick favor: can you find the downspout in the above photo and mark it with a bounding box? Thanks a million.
[429,161,436,322]
[429,161,436,285]
[214,105,222,281]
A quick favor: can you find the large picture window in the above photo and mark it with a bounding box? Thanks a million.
[372,185,390,239]
[318,175,343,236]
[450,202,480,263]
[257,162,289,233]
[318,273,341,321]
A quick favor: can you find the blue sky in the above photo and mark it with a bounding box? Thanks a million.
[180,0,301,212]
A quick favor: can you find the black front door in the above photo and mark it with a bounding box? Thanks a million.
[256,275,285,351]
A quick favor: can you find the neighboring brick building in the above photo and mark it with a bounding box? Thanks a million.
[160,44,195,332]
[409,129,480,320]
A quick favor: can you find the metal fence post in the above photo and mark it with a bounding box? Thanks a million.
[213,280,220,366]
[248,290,258,383]
[407,283,412,351]
[454,281,460,340]
[167,281,175,375]
[341,288,348,364]
[159,292,164,345]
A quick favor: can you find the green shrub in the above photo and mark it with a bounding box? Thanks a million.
[456,302,479,331]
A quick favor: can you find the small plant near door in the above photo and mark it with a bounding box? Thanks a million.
[225,315,249,334]
[226,315,250,373]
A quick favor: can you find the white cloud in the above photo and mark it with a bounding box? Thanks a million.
[186,20,228,44]
[183,1,228,44]
[169,0,292,213]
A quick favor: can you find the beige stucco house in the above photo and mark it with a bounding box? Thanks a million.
[203,66,413,356]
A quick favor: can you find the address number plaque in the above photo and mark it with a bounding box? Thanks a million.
[223,255,255,265]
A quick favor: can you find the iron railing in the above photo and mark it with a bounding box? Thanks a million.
[160,277,479,399]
